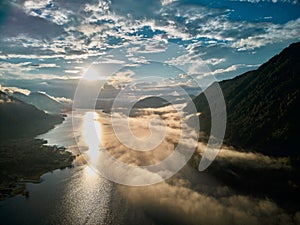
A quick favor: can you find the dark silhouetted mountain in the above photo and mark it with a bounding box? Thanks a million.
[12,91,66,114]
[0,91,63,142]
[133,97,171,109]
[190,42,300,156]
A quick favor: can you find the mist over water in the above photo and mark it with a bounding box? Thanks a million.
[1,110,299,225]
[95,108,300,225]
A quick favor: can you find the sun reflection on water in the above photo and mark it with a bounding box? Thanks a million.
[82,111,102,165]
[40,111,113,225]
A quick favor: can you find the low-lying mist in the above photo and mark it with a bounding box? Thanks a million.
[96,106,299,225]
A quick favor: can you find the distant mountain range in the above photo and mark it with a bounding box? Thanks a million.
[191,42,300,156]
[12,91,67,114]
[133,97,171,109]
[0,91,63,142]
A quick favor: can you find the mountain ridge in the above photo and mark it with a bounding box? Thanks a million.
[0,91,64,142]
[12,91,67,114]
[191,42,300,156]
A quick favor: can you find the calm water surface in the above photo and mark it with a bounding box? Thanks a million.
[0,111,151,225]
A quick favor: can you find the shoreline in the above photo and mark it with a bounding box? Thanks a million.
[0,138,75,201]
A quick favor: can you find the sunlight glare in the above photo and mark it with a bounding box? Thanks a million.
[82,112,102,164]
[83,67,103,81]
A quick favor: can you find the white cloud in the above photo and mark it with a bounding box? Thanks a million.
[210,65,241,75]
[196,64,259,78]
[197,143,292,170]
[64,70,80,74]
[23,0,51,9]
[1,0,299,83]
[127,56,149,65]
[93,58,126,64]
[0,61,73,80]
[23,0,72,25]
[127,42,166,54]
[231,18,300,51]
[109,70,135,84]
[230,0,298,4]
[35,63,60,68]
[54,96,73,104]
[84,0,110,14]
[0,86,31,95]
[166,53,228,77]
[0,54,65,60]
[161,0,178,6]
[37,91,73,104]
[188,60,211,75]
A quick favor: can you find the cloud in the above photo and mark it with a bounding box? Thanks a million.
[33,63,60,68]
[108,70,135,85]
[0,53,65,60]
[166,54,259,80]
[202,64,259,77]
[0,85,73,105]
[23,0,73,25]
[65,70,80,74]
[92,105,297,222]
[230,0,298,4]
[95,106,298,224]
[93,57,126,64]
[231,18,300,51]
[161,0,178,6]
[0,86,31,95]
[0,61,73,80]
[118,180,297,225]
[166,52,227,79]
[0,60,65,80]
[37,91,73,104]
[197,143,292,170]
[1,0,300,83]
[54,96,73,104]
[167,53,226,67]
[127,42,167,54]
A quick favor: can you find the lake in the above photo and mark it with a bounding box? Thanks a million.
[1,110,292,225]
[0,111,153,225]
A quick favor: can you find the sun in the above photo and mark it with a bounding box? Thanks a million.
[82,67,103,81]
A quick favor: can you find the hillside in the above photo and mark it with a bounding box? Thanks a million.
[0,91,64,142]
[133,97,171,108]
[191,42,300,156]
[12,91,66,114]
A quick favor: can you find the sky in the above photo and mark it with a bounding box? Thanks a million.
[0,0,299,98]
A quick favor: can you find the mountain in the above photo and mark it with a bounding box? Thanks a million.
[133,97,171,109]
[190,42,300,156]
[12,91,66,114]
[0,91,64,142]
